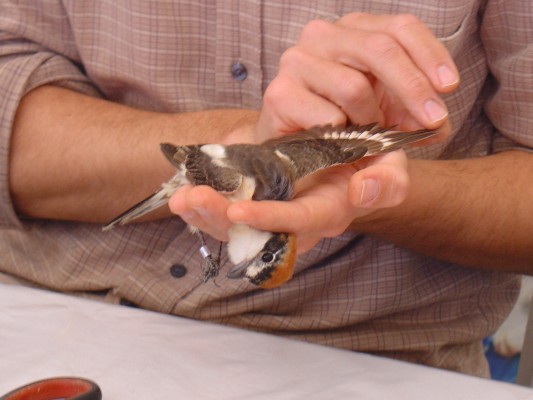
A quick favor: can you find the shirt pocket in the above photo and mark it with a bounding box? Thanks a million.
[436,13,471,57]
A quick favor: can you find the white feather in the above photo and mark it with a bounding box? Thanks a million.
[227,224,273,264]
[243,263,264,280]
[200,144,229,168]
[274,149,291,163]
[200,144,226,159]
[227,176,256,202]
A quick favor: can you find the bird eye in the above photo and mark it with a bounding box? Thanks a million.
[261,252,274,263]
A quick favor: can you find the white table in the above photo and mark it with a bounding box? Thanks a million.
[1,283,532,400]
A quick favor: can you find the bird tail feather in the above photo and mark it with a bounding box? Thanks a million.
[102,188,171,231]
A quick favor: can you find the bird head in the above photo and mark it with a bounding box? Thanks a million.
[226,229,297,289]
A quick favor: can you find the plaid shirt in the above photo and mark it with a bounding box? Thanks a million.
[1,0,530,376]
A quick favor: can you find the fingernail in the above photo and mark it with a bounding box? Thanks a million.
[424,99,448,124]
[437,64,458,88]
[360,179,380,205]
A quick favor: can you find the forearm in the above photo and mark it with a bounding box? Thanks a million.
[353,150,533,273]
[9,85,258,223]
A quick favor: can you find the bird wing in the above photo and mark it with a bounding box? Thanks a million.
[162,142,244,193]
[264,123,436,180]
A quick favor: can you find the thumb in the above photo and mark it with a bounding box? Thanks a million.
[348,150,410,209]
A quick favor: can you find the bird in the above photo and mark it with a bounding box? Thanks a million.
[103,123,437,289]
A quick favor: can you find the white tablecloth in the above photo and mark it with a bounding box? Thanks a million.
[1,283,532,399]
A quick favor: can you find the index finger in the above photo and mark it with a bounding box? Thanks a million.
[337,13,460,93]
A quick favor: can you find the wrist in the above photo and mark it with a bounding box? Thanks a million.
[221,109,259,145]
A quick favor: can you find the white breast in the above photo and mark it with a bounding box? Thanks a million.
[227,224,272,264]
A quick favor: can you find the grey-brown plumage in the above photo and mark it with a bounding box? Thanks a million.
[265,123,434,179]
[154,123,436,205]
[103,123,437,287]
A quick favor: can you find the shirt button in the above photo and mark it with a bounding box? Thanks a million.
[231,62,248,81]
[170,263,188,278]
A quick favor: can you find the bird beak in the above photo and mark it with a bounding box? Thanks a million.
[227,260,252,279]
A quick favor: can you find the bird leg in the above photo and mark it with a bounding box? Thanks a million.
[195,231,223,283]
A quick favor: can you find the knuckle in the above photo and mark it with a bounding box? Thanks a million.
[335,73,371,105]
[363,32,400,60]
[261,84,291,132]
[392,14,423,31]
[278,46,307,70]
[336,12,370,28]
[299,19,333,43]
[262,76,288,106]
[341,11,368,22]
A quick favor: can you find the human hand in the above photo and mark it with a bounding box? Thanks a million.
[257,13,459,143]
[226,150,409,253]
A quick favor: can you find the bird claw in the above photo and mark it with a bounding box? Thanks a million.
[199,240,223,284]
[201,254,221,282]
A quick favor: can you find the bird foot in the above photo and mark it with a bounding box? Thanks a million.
[197,238,223,284]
